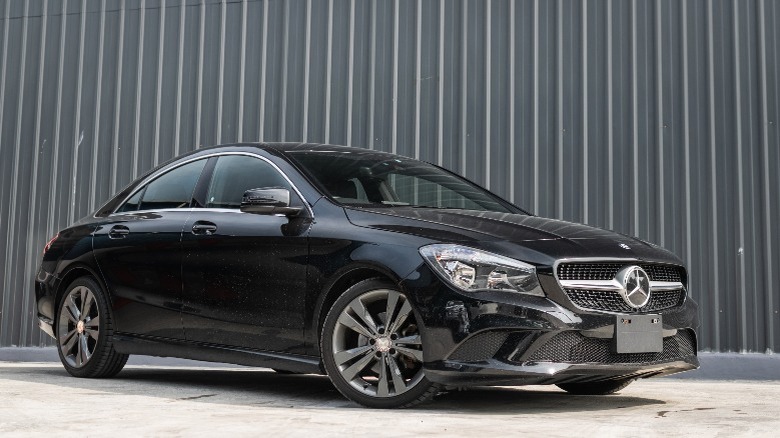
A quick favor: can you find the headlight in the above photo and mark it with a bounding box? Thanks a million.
[419,244,544,296]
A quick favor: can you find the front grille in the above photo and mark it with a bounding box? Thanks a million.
[566,289,685,313]
[523,329,696,365]
[556,262,686,313]
[557,262,683,283]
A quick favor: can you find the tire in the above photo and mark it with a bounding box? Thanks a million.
[321,279,439,408]
[55,276,129,378]
[556,378,635,395]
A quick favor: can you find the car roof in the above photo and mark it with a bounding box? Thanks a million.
[199,142,400,157]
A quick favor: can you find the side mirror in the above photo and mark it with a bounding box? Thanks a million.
[240,188,303,216]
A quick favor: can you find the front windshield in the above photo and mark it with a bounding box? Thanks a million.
[287,151,515,213]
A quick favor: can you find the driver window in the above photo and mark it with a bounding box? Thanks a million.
[206,155,292,209]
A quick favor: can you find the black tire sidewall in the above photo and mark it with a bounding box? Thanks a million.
[320,278,436,408]
[55,276,115,378]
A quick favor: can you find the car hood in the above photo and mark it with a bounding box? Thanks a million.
[344,207,683,266]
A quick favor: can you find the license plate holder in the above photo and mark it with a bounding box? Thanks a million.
[614,314,663,353]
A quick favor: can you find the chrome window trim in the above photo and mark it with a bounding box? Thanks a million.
[110,151,313,218]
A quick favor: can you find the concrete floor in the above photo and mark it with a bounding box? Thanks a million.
[1,353,779,437]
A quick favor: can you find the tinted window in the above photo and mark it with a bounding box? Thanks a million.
[288,151,513,213]
[117,159,206,212]
[206,155,291,209]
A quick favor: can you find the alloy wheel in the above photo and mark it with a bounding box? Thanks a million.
[57,286,100,368]
[330,288,425,398]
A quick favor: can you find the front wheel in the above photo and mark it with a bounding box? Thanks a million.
[56,276,128,378]
[556,378,635,395]
[321,279,439,408]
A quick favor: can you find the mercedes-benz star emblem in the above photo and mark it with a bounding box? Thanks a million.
[616,265,651,308]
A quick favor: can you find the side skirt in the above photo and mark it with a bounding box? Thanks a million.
[113,333,324,375]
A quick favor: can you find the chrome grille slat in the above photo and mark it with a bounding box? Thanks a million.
[556,261,687,313]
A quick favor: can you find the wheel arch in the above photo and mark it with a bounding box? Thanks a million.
[54,264,108,321]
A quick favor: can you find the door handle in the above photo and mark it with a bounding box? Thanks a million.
[191,221,217,235]
[108,225,130,239]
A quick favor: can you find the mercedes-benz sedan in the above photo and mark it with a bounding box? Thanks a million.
[35,143,698,408]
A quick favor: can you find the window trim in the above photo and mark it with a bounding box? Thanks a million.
[111,152,313,218]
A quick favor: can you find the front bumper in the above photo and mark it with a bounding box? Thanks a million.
[402,267,699,387]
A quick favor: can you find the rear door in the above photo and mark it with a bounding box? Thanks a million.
[181,154,311,354]
[92,158,209,339]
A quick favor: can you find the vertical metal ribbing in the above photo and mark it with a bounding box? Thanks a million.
[195,0,205,147]
[706,0,720,348]
[757,0,774,352]
[555,0,563,218]
[279,0,290,139]
[436,0,444,165]
[368,0,376,149]
[4,0,29,343]
[237,0,247,141]
[484,0,490,188]
[301,0,311,141]
[110,0,126,194]
[655,0,664,246]
[459,0,467,174]
[508,0,515,202]
[631,0,639,236]
[47,0,67,239]
[173,0,185,154]
[346,0,355,146]
[582,0,588,223]
[153,0,165,164]
[325,0,334,143]
[216,0,226,144]
[26,0,49,343]
[89,1,106,212]
[414,0,422,159]
[0,0,12,344]
[69,0,87,225]
[732,0,747,352]
[257,0,268,141]
[132,0,146,172]
[391,0,399,154]
[681,0,692,281]
[607,0,613,229]
[532,0,539,213]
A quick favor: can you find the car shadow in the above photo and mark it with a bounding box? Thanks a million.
[5,365,666,414]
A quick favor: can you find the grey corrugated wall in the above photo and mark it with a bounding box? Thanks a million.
[0,0,778,352]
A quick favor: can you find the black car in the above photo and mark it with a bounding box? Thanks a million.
[35,143,698,408]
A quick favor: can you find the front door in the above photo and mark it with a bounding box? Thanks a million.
[181,154,310,354]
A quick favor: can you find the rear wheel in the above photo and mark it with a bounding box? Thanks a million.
[56,276,128,378]
[321,279,439,408]
[556,378,635,395]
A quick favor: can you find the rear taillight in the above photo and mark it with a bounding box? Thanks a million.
[43,233,59,256]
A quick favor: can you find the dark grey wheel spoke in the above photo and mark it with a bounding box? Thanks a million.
[75,334,84,367]
[84,316,99,329]
[334,345,372,367]
[81,289,95,319]
[60,330,78,355]
[387,300,412,334]
[377,354,390,397]
[80,335,91,363]
[340,351,376,382]
[84,328,99,340]
[384,290,400,327]
[396,334,422,345]
[386,355,408,393]
[66,296,81,322]
[337,312,375,339]
[348,298,379,335]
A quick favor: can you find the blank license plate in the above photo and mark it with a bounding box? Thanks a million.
[614,314,663,353]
